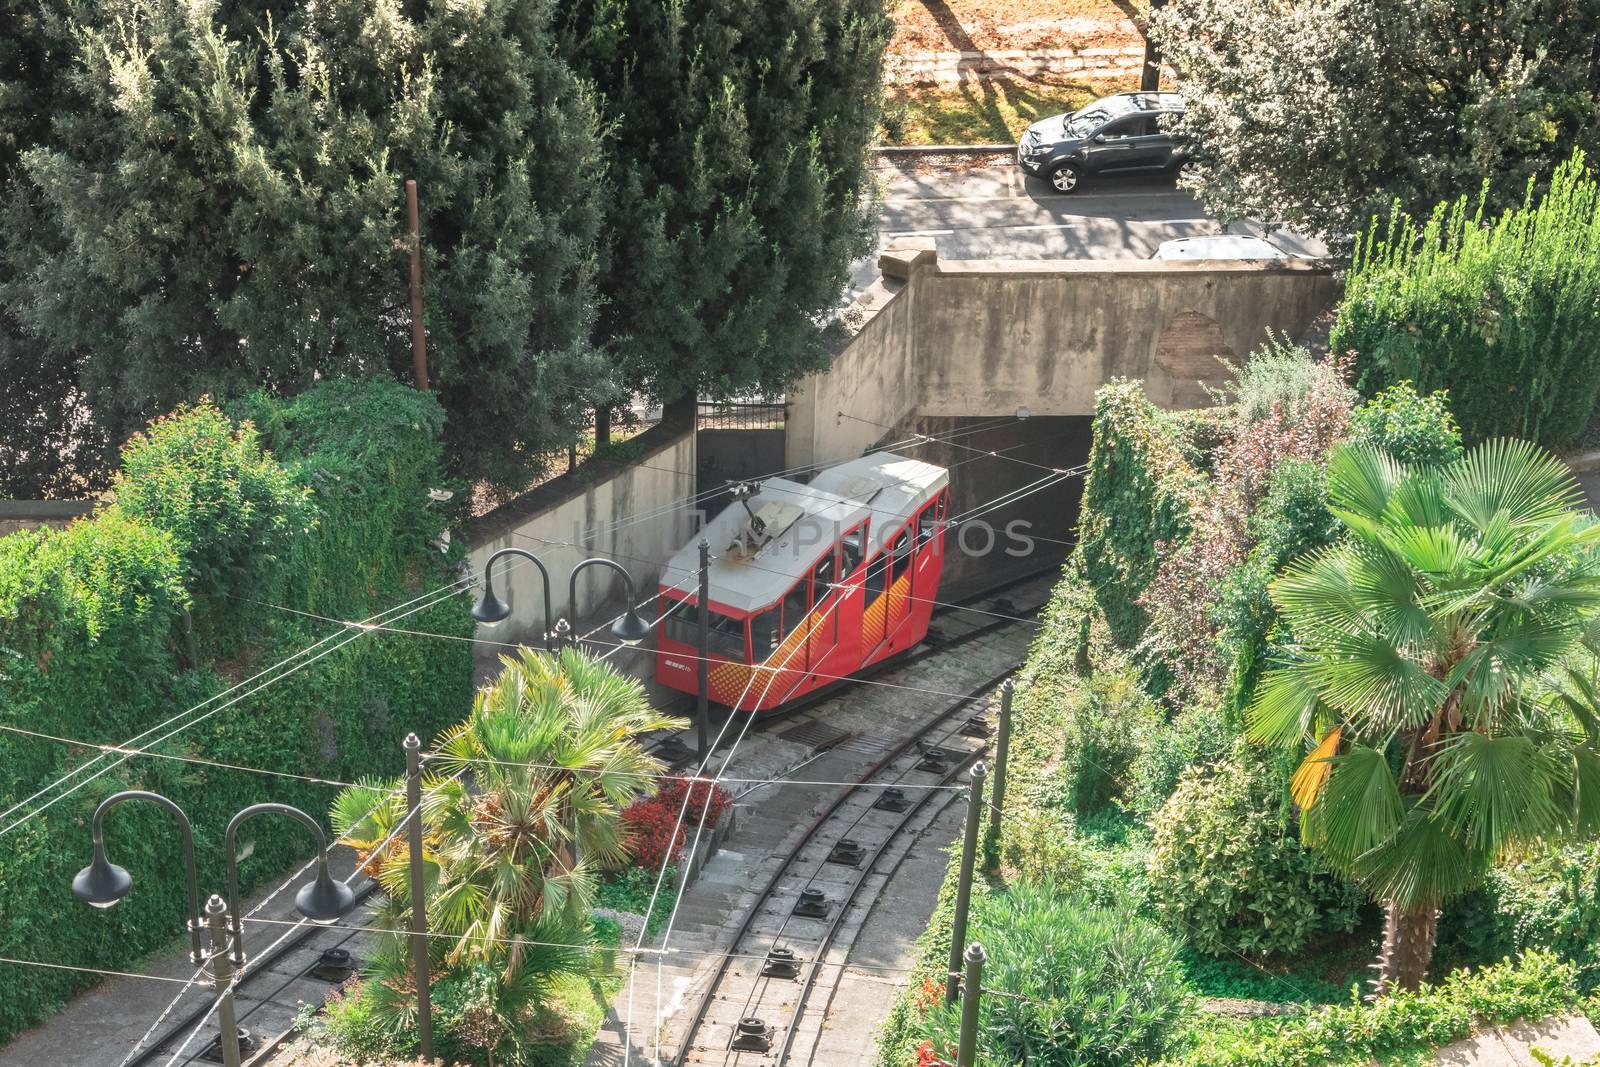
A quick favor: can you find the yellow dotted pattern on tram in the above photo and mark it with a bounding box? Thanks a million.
[707,571,915,708]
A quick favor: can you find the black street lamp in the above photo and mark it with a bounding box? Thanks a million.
[72,791,359,1067]
[565,557,651,648]
[470,549,650,651]
[470,547,554,649]
[224,803,356,964]
[73,790,204,965]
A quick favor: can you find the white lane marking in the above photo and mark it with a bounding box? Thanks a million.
[885,229,956,237]
[885,191,1189,204]
[1001,223,1078,231]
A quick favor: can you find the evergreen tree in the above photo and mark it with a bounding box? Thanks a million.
[1,0,605,494]
[556,0,891,407]
[1149,0,1600,244]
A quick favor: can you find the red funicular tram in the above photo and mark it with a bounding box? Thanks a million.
[655,453,950,713]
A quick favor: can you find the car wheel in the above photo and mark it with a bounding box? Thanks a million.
[1047,162,1083,194]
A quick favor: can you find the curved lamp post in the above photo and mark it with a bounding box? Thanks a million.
[224,803,357,964]
[73,790,204,965]
[565,557,651,648]
[470,550,650,651]
[71,791,358,965]
[471,547,554,649]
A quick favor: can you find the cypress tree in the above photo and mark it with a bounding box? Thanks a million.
[1,0,605,494]
[557,0,891,407]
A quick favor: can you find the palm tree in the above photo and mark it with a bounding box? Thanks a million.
[1249,439,1600,993]
[331,647,686,1045]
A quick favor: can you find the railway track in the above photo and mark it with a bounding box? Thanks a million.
[593,575,1051,1066]
[137,573,1052,1066]
[670,670,1011,1066]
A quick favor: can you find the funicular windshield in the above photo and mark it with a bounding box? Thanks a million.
[662,597,748,659]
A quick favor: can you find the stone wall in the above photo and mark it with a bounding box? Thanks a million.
[464,410,697,648]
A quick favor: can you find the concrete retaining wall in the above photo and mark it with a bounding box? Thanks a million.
[789,247,1341,471]
[0,500,97,538]
[464,411,697,648]
[884,46,1152,86]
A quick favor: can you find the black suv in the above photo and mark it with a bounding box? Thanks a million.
[1018,92,1186,193]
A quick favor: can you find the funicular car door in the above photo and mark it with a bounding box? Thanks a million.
[805,546,839,680]
[884,525,914,633]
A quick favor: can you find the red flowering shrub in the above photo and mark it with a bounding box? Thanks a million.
[620,776,733,870]
[915,1039,953,1066]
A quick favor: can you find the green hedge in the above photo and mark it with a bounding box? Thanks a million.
[1333,152,1600,448]
[0,380,473,1042]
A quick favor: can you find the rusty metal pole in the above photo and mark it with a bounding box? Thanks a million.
[205,895,243,1067]
[404,734,435,1059]
[406,180,429,392]
[986,680,1014,865]
[945,761,987,1004]
[696,538,711,762]
[956,942,986,1067]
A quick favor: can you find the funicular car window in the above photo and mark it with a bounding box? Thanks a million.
[750,605,779,659]
[812,551,838,639]
[890,529,912,582]
[917,494,945,547]
[780,575,811,640]
[863,550,888,605]
[841,522,867,576]
[663,597,747,659]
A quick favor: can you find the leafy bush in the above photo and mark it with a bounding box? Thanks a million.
[1148,754,1360,959]
[1179,949,1582,1067]
[912,880,1192,1066]
[595,865,680,938]
[1071,380,1204,652]
[1141,349,1352,696]
[1347,382,1465,466]
[114,400,311,596]
[1333,152,1600,448]
[1128,700,1231,820]
[1438,844,1600,992]
[1030,668,1161,818]
[0,381,473,1042]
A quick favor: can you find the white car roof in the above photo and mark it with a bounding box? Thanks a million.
[661,452,948,615]
[1153,235,1289,260]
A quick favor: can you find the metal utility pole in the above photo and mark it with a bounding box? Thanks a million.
[945,761,987,1004]
[696,538,711,761]
[956,942,987,1067]
[986,680,1014,867]
[205,895,243,1067]
[406,179,430,391]
[404,734,435,1060]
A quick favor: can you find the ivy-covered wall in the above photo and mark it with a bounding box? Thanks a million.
[0,380,473,1042]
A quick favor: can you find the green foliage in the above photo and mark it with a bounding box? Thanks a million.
[1040,668,1163,817]
[1439,844,1600,992]
[1347,383,1465,467]
[1070,380,1203,652]
[595,864,680,939]
[1149,754,1361,959]
[1128,700,1232,820]
[1176,950,1583,1067]
[1219,337,1356,430]
[912,880,1192,1067]
[1334,153,1600,448]
[327,648,681,1062]
[554,0,892,407]
[1249,438,1600,987]
[1149,0,1600,245]
[1,0,605,494]
[0,381,472,1043]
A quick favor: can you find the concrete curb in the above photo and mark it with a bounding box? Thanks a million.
[874,143,1014,156]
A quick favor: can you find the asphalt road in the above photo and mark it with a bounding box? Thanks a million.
[849,160,1324,296]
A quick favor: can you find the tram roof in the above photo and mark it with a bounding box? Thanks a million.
[661,452,948,614]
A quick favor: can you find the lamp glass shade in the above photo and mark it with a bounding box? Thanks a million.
[73,847,132,909]
[471,584,511,625]
[295,865,357,925]
[611,607,651,646]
